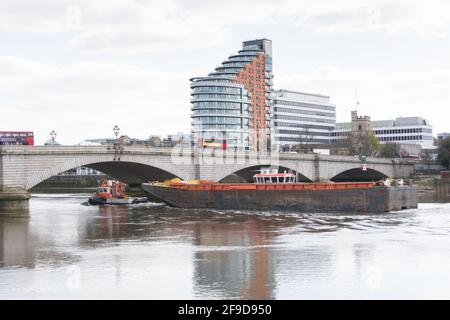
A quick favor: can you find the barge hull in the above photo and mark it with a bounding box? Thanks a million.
[141,184,418,213]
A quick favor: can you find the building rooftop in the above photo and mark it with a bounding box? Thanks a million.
[437,132,450,140]
[336,116,432,129]
[274,89,330,99]
[335,122,351,130]
[242,39,272,55]
[393,117,430,126]
[274,89,334,106]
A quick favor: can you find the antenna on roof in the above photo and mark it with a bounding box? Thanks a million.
[355,89,360,112]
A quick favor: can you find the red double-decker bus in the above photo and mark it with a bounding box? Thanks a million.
[0,131,34,145]
[198,138,227,150]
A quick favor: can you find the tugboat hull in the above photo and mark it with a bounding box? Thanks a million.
[88,196,130,205]
[141,183,418,213]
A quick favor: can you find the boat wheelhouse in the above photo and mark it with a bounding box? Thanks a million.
[253,168,296,184]
[89,180,130,205]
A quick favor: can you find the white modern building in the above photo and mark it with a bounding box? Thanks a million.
[272,89,336,150]
[331,116,434,149]
[437,132,450,143]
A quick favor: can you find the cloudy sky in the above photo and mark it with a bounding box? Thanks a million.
[1,0,449,145]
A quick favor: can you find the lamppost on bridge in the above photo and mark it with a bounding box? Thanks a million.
[50,130,57,145]
[113,125,120,142]
[113,125,121,161]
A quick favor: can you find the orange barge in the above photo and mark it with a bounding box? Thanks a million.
[142,170,418,213]
[164,181,375,191]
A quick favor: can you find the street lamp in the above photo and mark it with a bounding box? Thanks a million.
[113,125,120,142]
[50,130,57,145]
[112,125,121,161]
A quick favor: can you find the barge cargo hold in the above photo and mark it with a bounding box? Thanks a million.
[141,182,418,213]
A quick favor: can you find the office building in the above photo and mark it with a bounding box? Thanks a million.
[272,89,336,150]
[437,132,450,144]
[332,115,433,149]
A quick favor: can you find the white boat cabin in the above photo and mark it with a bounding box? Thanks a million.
[253,168,297,184]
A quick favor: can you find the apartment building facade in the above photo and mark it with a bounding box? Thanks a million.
[190,39,274,151]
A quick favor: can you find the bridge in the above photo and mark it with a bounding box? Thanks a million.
[0,145,415,212]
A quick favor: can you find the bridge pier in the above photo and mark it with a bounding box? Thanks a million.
[0,187,30,215]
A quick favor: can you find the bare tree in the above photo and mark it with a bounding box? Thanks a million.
[292,127,312,153]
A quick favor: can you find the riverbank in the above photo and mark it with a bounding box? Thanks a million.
[414,176,449,203]
[30,175,108,193]
[30,175,157,200]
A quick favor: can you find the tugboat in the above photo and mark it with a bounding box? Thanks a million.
[88,180,131,205]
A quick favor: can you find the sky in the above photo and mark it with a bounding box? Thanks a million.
[0,0,449,145]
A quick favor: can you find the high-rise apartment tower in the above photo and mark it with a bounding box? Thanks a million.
[190,39,274,151]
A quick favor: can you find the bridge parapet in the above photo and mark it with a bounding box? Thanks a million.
[0,145,414,164]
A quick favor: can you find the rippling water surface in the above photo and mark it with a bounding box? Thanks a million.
[1,194,450,299]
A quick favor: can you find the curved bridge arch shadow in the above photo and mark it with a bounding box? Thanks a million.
[219,165,313,183]
[330,168,387,182]
[86,162,179,186]
[29,161,179,190]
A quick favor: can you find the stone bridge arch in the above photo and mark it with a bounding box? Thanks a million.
[323,159,394,183]
[25,153,188,190]
[330,167,388,182]
[215,163,314,182]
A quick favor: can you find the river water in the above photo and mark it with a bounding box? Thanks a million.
[1,194,450,299]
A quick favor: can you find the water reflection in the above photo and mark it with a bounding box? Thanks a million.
[0,216,80,269]
[78,205,298,299]
[1,195,450,299]
[0,217,33,268]
[82,205,129,241]
[190,219,277,299]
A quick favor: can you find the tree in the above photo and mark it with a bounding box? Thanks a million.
[366,132,380,156]
[380,143,401,158]
[348,131,380,157]
[148,136,162,147]
[292,127,313,153]
[437,137,450,169]
[421,148,436,175]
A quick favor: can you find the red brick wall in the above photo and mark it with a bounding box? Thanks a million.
[235,53,267,150]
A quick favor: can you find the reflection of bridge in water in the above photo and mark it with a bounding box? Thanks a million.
[0,145,414,212]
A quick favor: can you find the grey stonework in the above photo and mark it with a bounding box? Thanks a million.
[0,145,414,191]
